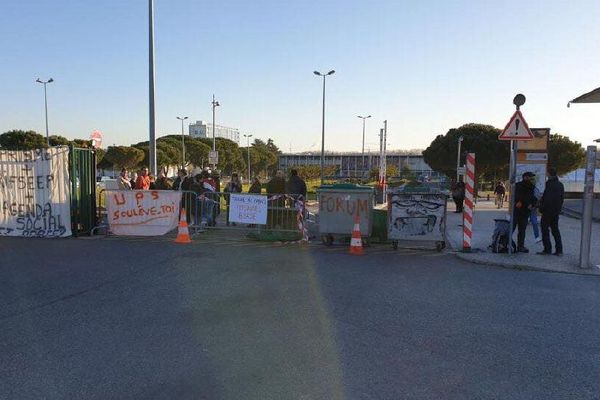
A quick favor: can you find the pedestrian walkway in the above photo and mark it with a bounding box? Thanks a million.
[445,200,600,275]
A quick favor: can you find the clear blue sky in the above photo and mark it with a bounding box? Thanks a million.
[1,0,600,152]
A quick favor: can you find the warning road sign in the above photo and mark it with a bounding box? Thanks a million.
[499,110,534,141]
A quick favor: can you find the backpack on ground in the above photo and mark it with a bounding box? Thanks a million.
[490,219,515,253]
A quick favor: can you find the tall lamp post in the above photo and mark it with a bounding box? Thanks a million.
[36,78,54,146]
[357,115,371,179]
[176,116,188,169]
[211,95,220,152]
[243,134,253,182]
[456,135,464,181]
[148,0,157,175]
[314,70,335,185]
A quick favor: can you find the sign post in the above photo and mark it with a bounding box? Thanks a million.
[579,146,597,269]
[208,150,219,166]
[499,94,534,254]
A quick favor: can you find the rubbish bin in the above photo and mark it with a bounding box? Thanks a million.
[387,189,448,251]
[317,184,374,245]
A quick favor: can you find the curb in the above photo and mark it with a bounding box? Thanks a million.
[561,207,600,223]
[453,250,600,277]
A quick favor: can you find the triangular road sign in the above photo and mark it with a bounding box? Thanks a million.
[499,110,534,140]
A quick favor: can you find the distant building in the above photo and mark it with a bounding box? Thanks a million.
[278,152,441,179]
[188,120,240,144]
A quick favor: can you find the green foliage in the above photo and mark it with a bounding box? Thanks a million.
[48,135,71,146]
[104,146,145,170]
[369,165,399,180]
[423,123,509,181]
[0,130,48,150]
[294,165,338,180]
[72,139,93,148]
[548,134,586,175]
[400,164,414,180]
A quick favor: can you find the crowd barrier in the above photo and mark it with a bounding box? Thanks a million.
[94,189,308,240]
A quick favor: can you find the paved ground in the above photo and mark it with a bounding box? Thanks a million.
[446,200,600,274]
[563,198,600,221]
[2,234,600,399]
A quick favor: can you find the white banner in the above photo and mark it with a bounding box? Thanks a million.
[0,147,72,237]
[228,194,268,225]
[105,190,181,236]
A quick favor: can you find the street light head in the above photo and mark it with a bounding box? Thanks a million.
[313,71,321,76]
[36,78,42,83]
[594,138,600,143]
[367,115,371,118]
[48,78,54,83]
[327,70,335,75]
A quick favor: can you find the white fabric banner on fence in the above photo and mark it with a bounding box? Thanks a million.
[0,147,72,237]
[228,194,268,225]
[105,190,181,236]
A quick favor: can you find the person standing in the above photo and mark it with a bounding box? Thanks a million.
[512,172,537,253]
[451,177,466,213]
[249,177,262,194]
[494,181,506,208]
[129,171,138,190]
[224,173,243,226]
[530,184,542,243]
[117,168,132,190]
[537,167,564,256]
[135,167,151,190]
[286,169,307,201]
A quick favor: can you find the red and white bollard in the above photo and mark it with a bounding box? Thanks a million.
[463,153,476,251]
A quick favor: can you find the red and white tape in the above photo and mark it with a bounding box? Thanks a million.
[463,153,475,250]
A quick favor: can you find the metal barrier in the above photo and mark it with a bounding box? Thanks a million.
[93,189,307,240]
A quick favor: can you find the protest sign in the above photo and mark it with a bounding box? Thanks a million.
[105,190,181,236]
[0,147,72,237]
[228,194,268,225]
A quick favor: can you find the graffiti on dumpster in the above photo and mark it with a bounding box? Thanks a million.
[388,194,446,239]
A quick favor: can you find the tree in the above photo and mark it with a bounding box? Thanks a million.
[423,123,510,181]
[548,134,586,175]
[369,165,399,181]
[48,135,71,146]
[0,130,48,150]
[72,139,93,148]
[400,164,414,180]
[104,146,145,170]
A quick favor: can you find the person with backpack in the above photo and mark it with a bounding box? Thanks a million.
[537,167,565,256]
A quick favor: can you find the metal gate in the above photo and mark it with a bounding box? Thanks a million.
[69,145,97,236]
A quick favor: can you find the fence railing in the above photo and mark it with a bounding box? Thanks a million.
[94,189,308,238]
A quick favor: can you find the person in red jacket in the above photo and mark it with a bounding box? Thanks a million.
[135,167,151,190]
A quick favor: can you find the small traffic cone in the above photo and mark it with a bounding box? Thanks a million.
[174,208,192,244]
[349,216,364,255]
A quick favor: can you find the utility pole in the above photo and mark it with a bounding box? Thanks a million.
[456,135,464,181]
[243,134,253,182]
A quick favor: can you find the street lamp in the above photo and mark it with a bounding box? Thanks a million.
[36,77,54,146]
[357,115,371,179]
[243,134,253,182]
[314,70,335,185]
[212,95,220,153]
[594,138,600,143]
[456,135,464,181]
[176,116,188,169]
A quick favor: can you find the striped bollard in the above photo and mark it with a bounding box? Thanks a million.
[463,153,476,252]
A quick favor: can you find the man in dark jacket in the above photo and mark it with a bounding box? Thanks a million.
[286,169,307,200]
[512,171,537,252]
[537,167,564,256]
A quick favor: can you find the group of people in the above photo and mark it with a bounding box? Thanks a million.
[512,168,564,255]
[114,166,308,226]
[117,167,172,191]
[451,169,564,255]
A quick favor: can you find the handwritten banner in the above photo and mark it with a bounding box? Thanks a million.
[228,194,268,225]
[105,190,182,236]
[0,147,72,237]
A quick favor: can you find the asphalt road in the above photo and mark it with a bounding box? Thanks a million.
[1,234,600,399]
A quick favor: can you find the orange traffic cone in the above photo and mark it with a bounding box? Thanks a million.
[349,216,364,255]
[174,208,192,244]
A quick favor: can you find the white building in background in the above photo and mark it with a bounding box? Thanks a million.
[188,120,240,144]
